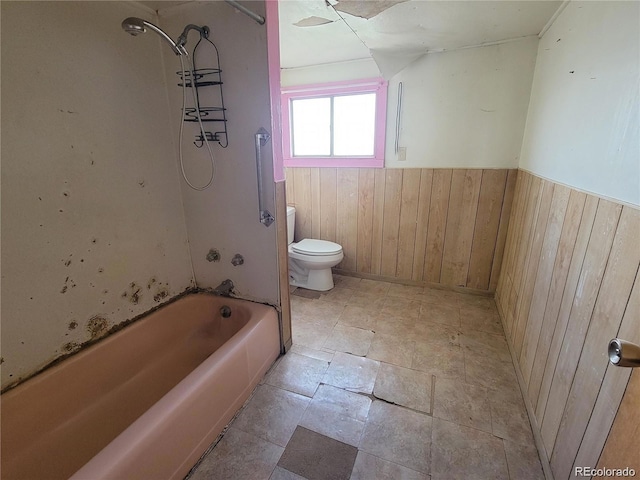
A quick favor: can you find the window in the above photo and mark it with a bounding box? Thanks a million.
[281,78,388,168]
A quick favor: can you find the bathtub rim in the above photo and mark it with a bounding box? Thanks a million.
[68,292,280,479]
[1,288,281,395]
[0,288,199,395]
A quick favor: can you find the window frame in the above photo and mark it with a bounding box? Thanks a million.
[281,78,388,168]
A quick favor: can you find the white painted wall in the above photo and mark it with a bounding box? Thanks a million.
[159,1,280,304]
[1,2,194,389]
[280,37,538,169]
[519,1,639,206]
[281,58,381,86]
[386,37,539,168]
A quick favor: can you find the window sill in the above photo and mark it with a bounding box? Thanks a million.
[283,157,384,168]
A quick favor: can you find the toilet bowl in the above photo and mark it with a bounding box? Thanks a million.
[287,206,344,291]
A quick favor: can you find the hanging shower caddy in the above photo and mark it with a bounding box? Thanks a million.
[177,29,228,148]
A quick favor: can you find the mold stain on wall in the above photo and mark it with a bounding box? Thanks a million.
[121,282,142,305]
[86,316,110,340]
[148,276,170,302]
[62,342,80,353]
[60,276,77,294]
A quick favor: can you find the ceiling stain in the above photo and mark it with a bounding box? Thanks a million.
[333,0,408,20]
[294,16,335,27]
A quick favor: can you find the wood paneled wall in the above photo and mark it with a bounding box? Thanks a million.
[496,170,640,480]
[285,167,517,292]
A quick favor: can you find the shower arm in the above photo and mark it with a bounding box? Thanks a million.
[224,0,265,25]
[176,24,210,51]
[142,20,186,55]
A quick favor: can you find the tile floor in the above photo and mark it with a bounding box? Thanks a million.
[188,275,545,480]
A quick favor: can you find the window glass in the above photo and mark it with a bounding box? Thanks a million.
[291,97,331,156]
[333,93,376,156]
[281,78,387,168]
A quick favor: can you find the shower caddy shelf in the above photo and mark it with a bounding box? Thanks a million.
[177,37,228,148]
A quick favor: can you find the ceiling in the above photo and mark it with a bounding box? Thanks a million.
[279,0,563,72]
[143,0,563,76]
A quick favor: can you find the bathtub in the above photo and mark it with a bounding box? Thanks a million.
[1,293,280,480]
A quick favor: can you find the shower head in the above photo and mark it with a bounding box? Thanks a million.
[121,17,186,56]
[121,17,145,36]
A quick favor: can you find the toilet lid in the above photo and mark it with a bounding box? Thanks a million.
[292,239,342,256]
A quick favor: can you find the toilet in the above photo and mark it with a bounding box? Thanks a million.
[286,206,344,291]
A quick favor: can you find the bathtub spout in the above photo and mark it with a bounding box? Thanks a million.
[213,279,234,297]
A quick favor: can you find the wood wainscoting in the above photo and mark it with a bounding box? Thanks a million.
[285,167,517,293]
[496,170,640,479]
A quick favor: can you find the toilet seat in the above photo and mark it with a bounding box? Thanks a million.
[291,239,342,256]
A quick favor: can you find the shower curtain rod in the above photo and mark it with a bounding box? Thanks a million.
[224,0,265,25]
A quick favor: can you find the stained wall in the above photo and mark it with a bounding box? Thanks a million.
[1,1,194,390]
[158,1,280,304]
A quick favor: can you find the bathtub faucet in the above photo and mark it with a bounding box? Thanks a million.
[213,279,234,297]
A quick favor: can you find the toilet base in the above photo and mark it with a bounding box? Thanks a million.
[289,267,334,292]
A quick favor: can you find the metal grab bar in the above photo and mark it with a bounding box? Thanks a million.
[254,128,274,227]
[395,81,403,153]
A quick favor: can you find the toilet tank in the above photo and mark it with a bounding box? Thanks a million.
[286,206,295,245]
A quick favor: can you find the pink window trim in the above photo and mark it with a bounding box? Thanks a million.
[281,78,388,168]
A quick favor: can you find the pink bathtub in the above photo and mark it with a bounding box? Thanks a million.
[1,293,280,480]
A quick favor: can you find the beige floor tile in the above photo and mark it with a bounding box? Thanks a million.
[373,363,432,414]
[374,313,418,338]
[299,384,371,447]
[324,324,374,356]
[387,283,425,300]
[464,352,519,392]
[460,306,505,335]
[265,352,329,397]
[269,466,307,480]
[413,322,462,347]
[196,282,543,480]
[323,352,380,393]
[367,333,415,368]
[357,278,392,295]
[382,297,422,318]
[419,303,461,327]
[190,427,284,480]
[334,274,362,289]
[292,318,333,351]
[431,418,508,480]
[350,451,429,480]
[278,426,358,480]
[318,286,356,306]
[301,302,345,328]
[420,288,460,306]
[432,377,491,433]
[488,387,535,446]
[412,342,465,380]
[503,440,544,480]
[232,384,310,447]
[348,290,388,311]
[460,329,511,363]
[456,294,498,312]
[338,305,380,330]
[359,401,432,474]
[289,344,334,362]
[292,288,322,300]
[290,295,315,315]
